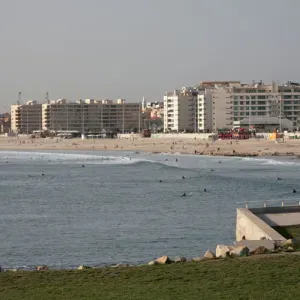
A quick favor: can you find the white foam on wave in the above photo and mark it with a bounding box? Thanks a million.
[0,151,150,165]
[242,157,299,166]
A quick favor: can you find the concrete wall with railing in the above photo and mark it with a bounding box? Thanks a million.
[236,208,286,241]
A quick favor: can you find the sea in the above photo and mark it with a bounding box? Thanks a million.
[0,150,300,270]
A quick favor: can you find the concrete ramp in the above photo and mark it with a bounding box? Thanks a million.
[236,208,286,241]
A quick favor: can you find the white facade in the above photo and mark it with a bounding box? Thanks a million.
[197,92,212,132]
[163,87,231,133]
[164,88,197,132]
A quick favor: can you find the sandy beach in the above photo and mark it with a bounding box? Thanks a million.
[0,136,300,157]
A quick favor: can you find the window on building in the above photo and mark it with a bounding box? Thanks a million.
[251,96,256,100]
[257,96,266,99]
[246,101,250,105]
[234,101,238,105]
[240,96,244,100]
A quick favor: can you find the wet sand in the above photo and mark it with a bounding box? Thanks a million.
[0,136,300,157]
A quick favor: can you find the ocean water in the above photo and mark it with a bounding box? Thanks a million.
[0,150,300,269]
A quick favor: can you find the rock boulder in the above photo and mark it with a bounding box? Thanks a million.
[281,239,300,249]
[36,265,48,271]
[111,264,129,268]
[230,246,249,257]
[174,257,187,263]
[216,245,231,258]
[250,246,269,255]
[156,255,173,264]
[148,260,159,266]
[204,249,216,259]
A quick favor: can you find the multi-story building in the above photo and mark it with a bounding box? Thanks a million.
[232,81,280,123]
[232,81,300,130]
[164,86,233,133]
[11,101,43,133]
[278,82,300,129]
[0,113,11,134]
[11,99,142,134]
[164,80,300,133]
[164,87,198,132]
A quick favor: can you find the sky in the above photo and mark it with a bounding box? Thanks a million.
[0,0,300,111]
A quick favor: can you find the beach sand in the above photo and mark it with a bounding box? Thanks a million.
[0,136,300,157]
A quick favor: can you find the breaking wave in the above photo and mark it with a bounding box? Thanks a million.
[242,157,299,166]
[0,151,149,165]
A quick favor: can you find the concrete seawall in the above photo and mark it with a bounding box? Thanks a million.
[236,208,286,241]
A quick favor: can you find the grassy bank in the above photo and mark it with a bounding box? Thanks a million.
[1,254,300,300]
[273,225,300,239]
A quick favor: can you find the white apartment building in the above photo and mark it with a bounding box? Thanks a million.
[164,80,300,133]
[164,87,198,132]
[197,91,212,132]
[12,99,141,133]
[11,101,42,133]
[164,86,232,133]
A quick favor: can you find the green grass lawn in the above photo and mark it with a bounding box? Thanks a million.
[273,225,300,239]
[1,254,300,300]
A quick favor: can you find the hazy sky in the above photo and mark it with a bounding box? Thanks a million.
[0,0,299,111]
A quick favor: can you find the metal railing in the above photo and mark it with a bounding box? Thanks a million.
[237,199,300,208]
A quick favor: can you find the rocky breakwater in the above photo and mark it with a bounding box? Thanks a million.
[2,239,300,273]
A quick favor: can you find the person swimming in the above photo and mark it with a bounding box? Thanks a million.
[182,176,185,179]
[181,193,186,197]
[277,177,282,181]
[204,188,207,192]
[293,189,297,193]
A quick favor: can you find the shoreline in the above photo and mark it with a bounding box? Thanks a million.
[0,136,300,158]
